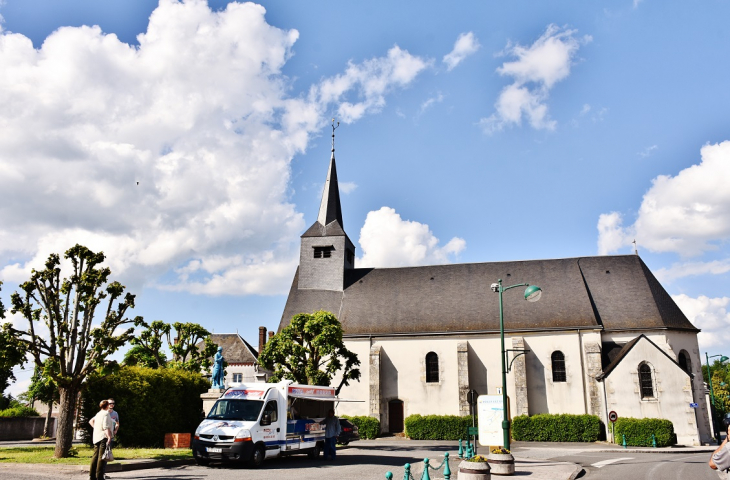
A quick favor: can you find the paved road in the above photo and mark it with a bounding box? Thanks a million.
[551,451,720,480]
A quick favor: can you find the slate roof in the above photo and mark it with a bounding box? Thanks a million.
[596,334,690,380]
[207,333,259,364]
[279,255,698,336]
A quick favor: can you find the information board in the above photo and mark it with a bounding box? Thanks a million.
[477,395,504,446]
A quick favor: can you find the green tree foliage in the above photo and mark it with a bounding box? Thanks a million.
[7,245,143,458]
[128,320,217,372]
[0,282,27,397]
[80,366,209,447]
[25,361,60,437]
[123,343,167,369]
[511,414,603,442]
[258,311,360,395]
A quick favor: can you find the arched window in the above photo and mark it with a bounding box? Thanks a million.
[678,350,692,375]
[426,352,439,383]
[551,351,566,382]
[639,363,654,398]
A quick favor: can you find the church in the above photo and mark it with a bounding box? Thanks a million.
[277,133,712,445]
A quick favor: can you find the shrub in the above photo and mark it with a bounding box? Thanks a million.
[404,414,473,440]
[511,414,602,442]
[613,417,675,447]
[341,415,380,439]
[0,406,40,417]
[80,366,209,448]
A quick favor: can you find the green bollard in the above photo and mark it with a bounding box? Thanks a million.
[652,434,657,448]
[386,473,393,480]
[622,434,627,449]
[403,463,411,480]
[458,439,463,459]
[443,452,451,480]
[421,458,431,480]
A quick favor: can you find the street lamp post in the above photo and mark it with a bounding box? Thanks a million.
[492,278,542,450]
[706,353,729,444]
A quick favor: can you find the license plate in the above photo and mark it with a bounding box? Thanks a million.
[206,447,222,453]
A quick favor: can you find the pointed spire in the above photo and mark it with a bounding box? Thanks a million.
[316,119,343,228]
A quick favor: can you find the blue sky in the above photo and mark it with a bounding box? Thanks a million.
[1,0,729,394]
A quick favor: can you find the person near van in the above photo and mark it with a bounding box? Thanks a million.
[88,399,113,480]
[323,409,341,461]
[101,399,119,478]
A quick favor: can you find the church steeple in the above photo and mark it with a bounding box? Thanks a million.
[316,120,343,228]
[298,119,355,291]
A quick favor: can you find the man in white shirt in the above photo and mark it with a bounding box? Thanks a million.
[102,399,120,478]
[89,399,113,480]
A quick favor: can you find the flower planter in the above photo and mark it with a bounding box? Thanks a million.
[458,460,491,480]
[487,452,515,476]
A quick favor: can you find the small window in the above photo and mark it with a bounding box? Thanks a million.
[263,400,278,422]
[639,363,654,398]
[313,246,334,258]
[678,350,692,375]
[346,249,355,265]
[551,351,566,382]
[426,352,439,383]
[232,373,243,383]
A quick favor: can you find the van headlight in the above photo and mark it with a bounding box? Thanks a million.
[234,429,252,443]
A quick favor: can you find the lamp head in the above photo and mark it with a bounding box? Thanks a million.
[722,356,730,363]
[524,285,542,302]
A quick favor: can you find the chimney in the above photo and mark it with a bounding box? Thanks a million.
[259,326,267,355]
[268,331,274,340]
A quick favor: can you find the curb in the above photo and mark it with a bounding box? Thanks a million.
[106,458,196,472]
[593,448,716,454]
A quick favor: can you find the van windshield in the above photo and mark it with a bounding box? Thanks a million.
[207,399,263,421]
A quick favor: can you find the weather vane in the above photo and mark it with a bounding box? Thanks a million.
[331,118,340,156]
[632,239,638,255]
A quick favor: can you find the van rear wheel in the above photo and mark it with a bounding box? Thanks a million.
[308,442,322,459]
[194,457,210,466]
[248,445,265,468]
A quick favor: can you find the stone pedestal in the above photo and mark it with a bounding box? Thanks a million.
[201,388,224,415]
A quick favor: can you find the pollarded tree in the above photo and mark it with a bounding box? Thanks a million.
[128,320,217,372]
[26,361,60,438]
[0,283,27,398]
[8,245,143,458]
[258,310,360,395]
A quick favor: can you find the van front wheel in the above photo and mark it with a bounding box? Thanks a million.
[248,445,265,468]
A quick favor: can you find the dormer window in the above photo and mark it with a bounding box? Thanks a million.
[313,246,334,258]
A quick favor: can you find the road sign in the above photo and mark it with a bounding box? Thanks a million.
[467,389,479,406]
[608,411,618,423]
[690,403,699,408]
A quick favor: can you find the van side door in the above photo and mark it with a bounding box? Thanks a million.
[261,399,281,458]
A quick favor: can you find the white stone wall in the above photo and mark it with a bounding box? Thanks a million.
[602,337,700,445]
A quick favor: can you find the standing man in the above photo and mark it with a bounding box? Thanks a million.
[89,400,113,480]
[323,409,341,461]
[101,399,120,478]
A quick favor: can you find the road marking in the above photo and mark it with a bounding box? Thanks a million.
[591,457,633,468]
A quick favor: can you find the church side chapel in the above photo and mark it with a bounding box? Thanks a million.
[277,126,712,445]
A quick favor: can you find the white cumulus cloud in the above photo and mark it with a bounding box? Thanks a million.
[357,207,465,268]
[655,259,730,283]
[673,294,730,350]
[480,24,591,133]
[597,141,730,257]
[0,0,431,296]
[443,32,480,71]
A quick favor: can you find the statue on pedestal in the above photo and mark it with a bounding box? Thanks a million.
[211,346,225,389]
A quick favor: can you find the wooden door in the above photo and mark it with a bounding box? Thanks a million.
[388,400,404,433]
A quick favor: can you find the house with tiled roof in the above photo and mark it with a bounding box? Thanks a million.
[204,333,268,385]
[277,136,711,445]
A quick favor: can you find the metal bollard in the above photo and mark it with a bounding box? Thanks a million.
[458,439,463,459]
[622,434,627,449]
[421,458,431,480]
[386,473,393,480]
[652,434,657,448]
[403,463,411,480]
[443,452,451,480]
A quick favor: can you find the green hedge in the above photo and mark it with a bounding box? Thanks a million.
[404,414,473,440]
[612,417,675,447]
[80,366,209,448]
[0,406,40,418]
[341,415,380,439]
[512,414,602,442]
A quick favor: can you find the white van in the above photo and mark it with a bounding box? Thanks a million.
[192,380,338,467]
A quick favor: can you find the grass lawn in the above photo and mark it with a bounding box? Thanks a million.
[0,446,192,465]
